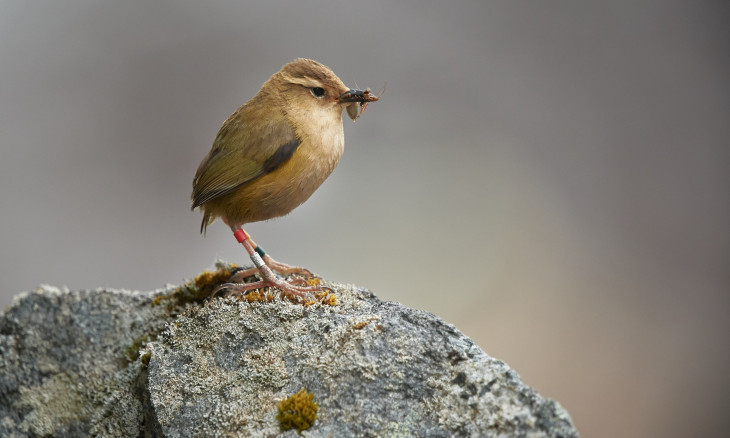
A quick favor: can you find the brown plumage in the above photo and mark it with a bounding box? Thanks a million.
[191,58,378,302]
[192,59,372,233]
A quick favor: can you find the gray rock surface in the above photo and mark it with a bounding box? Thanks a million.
[0,264,578,437]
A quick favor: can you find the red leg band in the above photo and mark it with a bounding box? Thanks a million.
[233,229,248,243]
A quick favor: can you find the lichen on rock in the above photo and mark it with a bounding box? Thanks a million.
[0,264,579,437]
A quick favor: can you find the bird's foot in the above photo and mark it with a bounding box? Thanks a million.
[263,255,314,277]
[215,228,333,305]
[211,277,332,305]
[212,260,333,305]
[227,256,314,282]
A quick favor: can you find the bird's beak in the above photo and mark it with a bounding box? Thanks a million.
[339,88,379,121]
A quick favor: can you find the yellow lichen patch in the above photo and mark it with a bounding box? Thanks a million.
[239,289,277,303]
[353,321,368,330]
[314,290,338,307]
[277,387,319,433]
[305,277,321,286]
[324,294,337,306]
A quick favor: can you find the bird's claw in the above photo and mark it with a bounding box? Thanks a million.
[262,255,314,277]
[210,278,331,305]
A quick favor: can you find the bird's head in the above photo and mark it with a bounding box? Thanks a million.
[267,58,378,121]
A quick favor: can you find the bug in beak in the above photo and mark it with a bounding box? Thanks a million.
[339,88,379,120]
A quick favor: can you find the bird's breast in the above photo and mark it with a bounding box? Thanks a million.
[219,115,345,224]
[286,115,345,199]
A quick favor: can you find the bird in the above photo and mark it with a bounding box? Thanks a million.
[191,58,378,302]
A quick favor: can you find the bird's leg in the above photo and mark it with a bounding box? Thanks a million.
[214,228,325,303]
[246,232,314,277]
[225,231,314,282]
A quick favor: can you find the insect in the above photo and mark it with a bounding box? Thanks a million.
[346,85,384,120]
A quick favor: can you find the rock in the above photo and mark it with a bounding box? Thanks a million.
[0,264,578,437]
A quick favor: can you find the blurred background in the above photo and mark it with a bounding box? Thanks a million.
[1,1,728,436]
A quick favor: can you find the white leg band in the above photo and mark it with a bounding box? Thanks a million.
[251,252,266,269]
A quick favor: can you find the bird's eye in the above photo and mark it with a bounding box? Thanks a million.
[311,87,325,98]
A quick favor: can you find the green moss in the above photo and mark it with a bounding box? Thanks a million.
[140,351,151,365]
[125,333,151,363]
[124,331,159,366]
[277,387,319,433]
[152,263,237,309]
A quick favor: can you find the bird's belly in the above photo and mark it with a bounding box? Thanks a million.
[216,129,344,225]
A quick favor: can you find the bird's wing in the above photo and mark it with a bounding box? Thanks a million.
[191,114,299,208]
